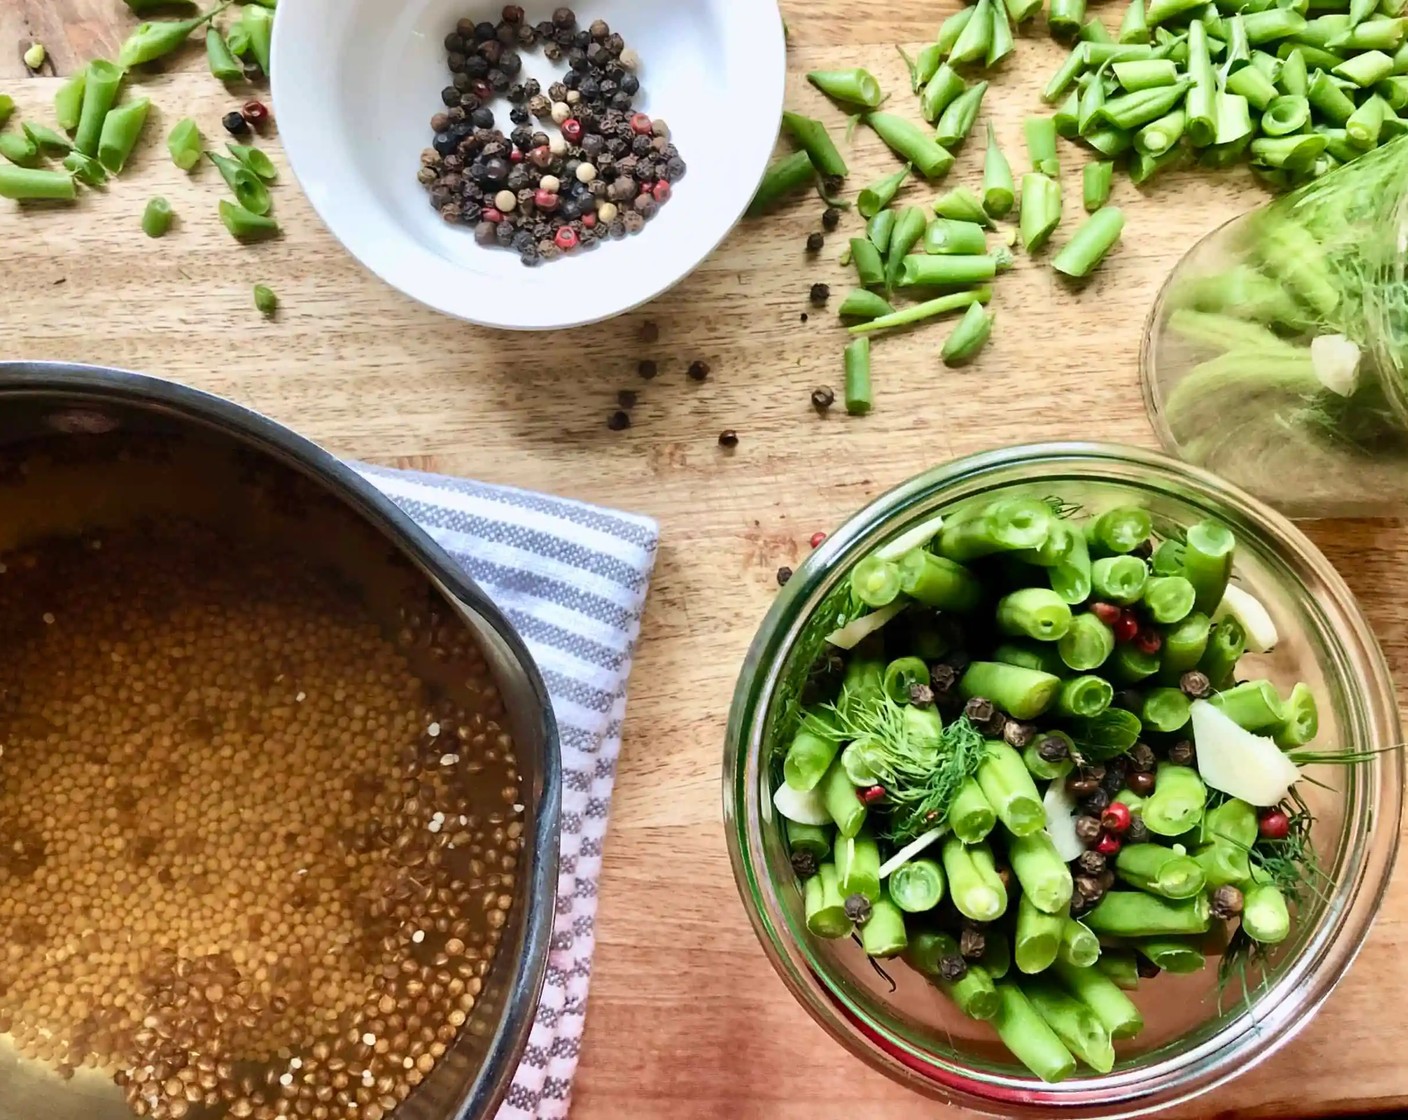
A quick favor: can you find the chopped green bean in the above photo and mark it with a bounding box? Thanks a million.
[937,82,989,149]
[1137,937,1205,973]
[218,198,280,242]
[1334,48,1394,85]
[897,254,999,288]
[241,3,273,75]
[1053,206,1125,278]
[1007,0,1044,21]
[1058,612,1115,671]
[990,0,1017,65]
[1054,93,1082,138]
[849,238,885,287]
[1186,21,1218,146]
[54,71,86,132]
[1085,890,1211,937]
[1052,959,1144,1038]
[73,60,124,158]
[1114,59,1180,89]
[938,7,977,55]
[925,218,988,255]
[207,150,270,214]
[951,0,996,65]
[982,125,1016,219]
[911,43,945,91]
[1309,67,1358,122]
[1086,125,1136,157]
[941,302,996,366]
[781,110,849,178]
[1099,82,1192,131]
[94,97,151,174]
[1051,0,1090,40]
[1280,46,1310,93]
[1019,172,1062,251]
[949,778,997,842]
[1120,0,1151,42]
[1347,91,1389,143]
[897,550,984,610]
[1010,830,1075,914]
[787,820,832,862]
[933,186,993,227]
[0,95,13,130]
[922,64,968,123]
[867,114,955,179]
[1015,893,1065,973]
[1059,918,1101,968]
[997,587,1074,642]
[1025,116,1061,175]
[1200,616,1246,688]
[1091,555,1147,604]
[889,858,946,912]
[1045,44,1091,103]
[1243,881,1290,943]
[1082,161,1114,212]
[1055,674,1115,718]
[885,205,929,289]
[961,661,1062,721]
[0,163,77,201]
[1208,679,1286,730]
[1159,611,1211,678]
[165,118,202,171]
[807,68,884,109]
[62,151,106,186]
[849,288,995,336]
[119,4,230,68]
[141,195,174,237]
[19,122,72,156]
[844,338,872,416]
[805,864,851,937]
[1183,520,1235,614]
[228,143,277,182]
[907,932,1000,1019]
[836,830,882,902]
[1026,980,1116,1072]
[1078,74,1108,136]
[1141,687,1192,732]
[1082,17,1115,43]
[1142,764,1207,836]
[941,836,1009,922]
[1274,681,1319,747]
[992,984,1076,1083]
[838,289,895,320]
[748,150,814,217]
[1262,93,1312,133]
[940,498,1054,561]
[858,165,912,218]
[866,209,896,254]
[0,132,39,168]
[207,25,244,81]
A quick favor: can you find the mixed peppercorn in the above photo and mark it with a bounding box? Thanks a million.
[417,6,687,266]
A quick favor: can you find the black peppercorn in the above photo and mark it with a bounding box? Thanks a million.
[621,73,640,95]
[1127,742,1156,773]
[822,207,842,231]
[489,69,511,92]
[1002,720,1035,749]
[440,85,462,106]
[776,566,793,587]
[1075,874,1105,904]
[447,52,467,73]
[433,131,457,157]
[687,360,711,381]
[503,4,526,23]
[718,430,739,449]
[637,359,658,380]
[939,955,968,982]
[606,410,630,431]
[959,928,986,961]
[502,51,523,77]
[223,110,251,135]
[1127,770,1155,797]
[809,283,831,306]
[806,232,825,253]
[1168,740,1197,767]
[1180,670,1213,699]
[1076,849,1106,875]
[552,6,576,29]
[1126,817,1151,845]
[1210,884,1245,920]
[790,849,818,878]
[474,21,497,41]
[1074,815,1103,843]
[811,386,835,411]
[1080,788,1112,814]
[466,54,490,79]
[471,106,495,129]
[1036,734,1070,764]
[929,662,959,697]
[843,893,871,925]
[617,389,638,409]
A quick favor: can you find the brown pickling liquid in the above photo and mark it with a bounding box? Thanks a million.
[0,438,521,1120]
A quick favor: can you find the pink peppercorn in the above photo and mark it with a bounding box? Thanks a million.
[482,207,504,224]
[630,113,653,135]
[510,149,524,163]
[561,118,583,143]
[810,531,827,549]
[652,181,671,203]
[581,213,597,229]
[1095,832,1122,856]
[555,227,579,251]
[534,190,559,212]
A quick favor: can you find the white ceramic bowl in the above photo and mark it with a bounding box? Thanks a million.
[272,0,786,330]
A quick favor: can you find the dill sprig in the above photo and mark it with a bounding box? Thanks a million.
[1043,495,1083,520]
[818,697,987,842]
[1248,787,1327,906]
[1217,925,1269,1014]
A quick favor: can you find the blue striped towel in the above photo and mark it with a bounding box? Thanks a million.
[355,463,659,1120]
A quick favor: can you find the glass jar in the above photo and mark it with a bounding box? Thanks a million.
[1143,136,1408,517]
[724,443,1402,1119]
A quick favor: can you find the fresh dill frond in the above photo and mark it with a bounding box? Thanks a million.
[1248,787,1325,906]
[1217,925,1270,1013]
[820,698,988,842]
[1043,495,1084,520]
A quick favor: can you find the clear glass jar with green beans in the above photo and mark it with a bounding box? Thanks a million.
[1144,135,1408,515]
[725,443,1400,1116]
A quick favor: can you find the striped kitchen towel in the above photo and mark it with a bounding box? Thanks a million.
[355,463,659,1120]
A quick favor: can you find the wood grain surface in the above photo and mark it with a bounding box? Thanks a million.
[1,3,1405,1118]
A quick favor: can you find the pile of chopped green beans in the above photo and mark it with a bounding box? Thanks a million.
[752,0,1408,414]
[771,498,1339,1082]
[0,0,282,254]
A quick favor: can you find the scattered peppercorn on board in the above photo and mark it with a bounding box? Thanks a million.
[5,4,1408,1120]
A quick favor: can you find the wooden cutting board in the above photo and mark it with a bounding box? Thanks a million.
[1,3,1405,1118]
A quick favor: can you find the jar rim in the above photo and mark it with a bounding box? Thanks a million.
[724,441,1403,1119]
